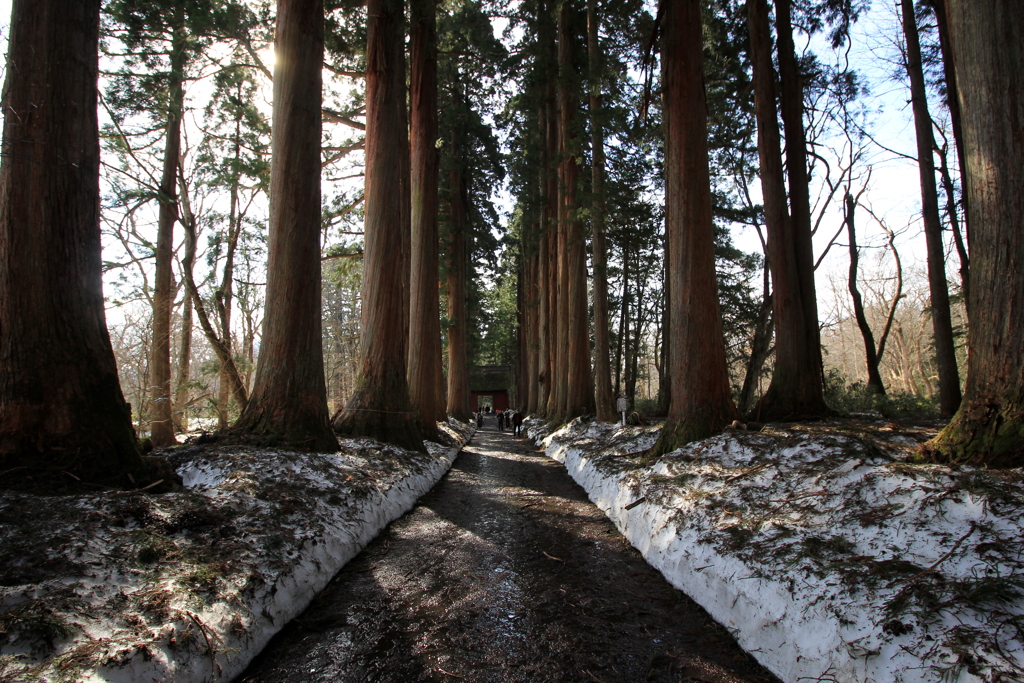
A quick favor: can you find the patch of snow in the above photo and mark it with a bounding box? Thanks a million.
[527,417,1024,683]
[0,420,475,683]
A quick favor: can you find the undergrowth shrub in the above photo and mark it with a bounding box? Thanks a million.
[824,370,940,419]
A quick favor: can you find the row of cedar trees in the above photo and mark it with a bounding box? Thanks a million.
[513,0,1024,466]
[0,0,468,489]
[0,0,1023,490]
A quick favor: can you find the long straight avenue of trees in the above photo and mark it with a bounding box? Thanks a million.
[1,0,1023,491]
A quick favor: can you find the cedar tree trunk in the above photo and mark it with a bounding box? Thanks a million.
[588,0,614,422]
[0,0,148,488]
[445,163,472,422]
[147,25,186,447]
[925,0,1024,467]
[651,0,738,456]
[407,0,442,439]
[235,0,337,451]
[753,0,831,420]
[335,0,424,450]
[559,0,594,419]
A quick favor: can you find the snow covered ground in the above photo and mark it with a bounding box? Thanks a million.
[0,419,473,683]
[528,417,1024,683]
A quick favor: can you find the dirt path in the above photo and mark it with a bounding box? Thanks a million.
[238,419,779,683]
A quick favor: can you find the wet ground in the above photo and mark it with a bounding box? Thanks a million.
[238,418,780,683]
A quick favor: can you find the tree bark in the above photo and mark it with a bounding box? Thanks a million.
[559,0,594,420]
[445,162,472,422]
[147,23,186,447]
[900,0,962,417]
[750,0,831,420]
[587,0,614,422]
[651,0,738,456]
[407,0,442,440]
[0,0,148,489]
[335,0,423,449]
[925,0,1024,467]
[235,0,337,451]
[544,80,561,418]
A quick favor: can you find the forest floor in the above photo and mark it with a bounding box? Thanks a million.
[530,416,1024,682]
[236,420,776,683]
[0,419,473,683]
[2,413,1023,683]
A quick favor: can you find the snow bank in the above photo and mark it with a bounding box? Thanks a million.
[528,417,1024,683]
[0,419,473,683]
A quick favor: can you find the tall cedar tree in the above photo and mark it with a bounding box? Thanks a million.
[408,0,443,439]
[558,0,595,420]
[900,0,961,416]
[149,20,184,447]
[0,0,150,488]
[446,140,472,422]
[588,0,615,422]
[335,0,426,450]
[233,0,337,451]
[747,0,824,419]
[925,0,1024,467]
[651,0,738,455]
[543,24,560,418]
[753,0,831,420]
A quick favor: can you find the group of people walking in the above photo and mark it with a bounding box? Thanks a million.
[473,407,523,436]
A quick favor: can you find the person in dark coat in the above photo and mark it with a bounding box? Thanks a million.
[497,409,505,432]
[512,410,523,436]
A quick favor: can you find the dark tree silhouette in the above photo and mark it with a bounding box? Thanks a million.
[0,0,150,489]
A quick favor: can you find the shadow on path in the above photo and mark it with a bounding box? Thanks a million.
[238,419,780,683]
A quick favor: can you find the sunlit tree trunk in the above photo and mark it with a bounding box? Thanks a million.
[926,0,1024,467]
[335,0,423,449]
[0,0,148,488]
[901,0,961,416]
[651,0,738,456]
[235,0,336,451]
[408,0,442,439]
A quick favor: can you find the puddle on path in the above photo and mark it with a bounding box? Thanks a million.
[238,420,780,683]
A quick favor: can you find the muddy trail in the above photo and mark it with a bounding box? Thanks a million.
[239,418,780,683]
